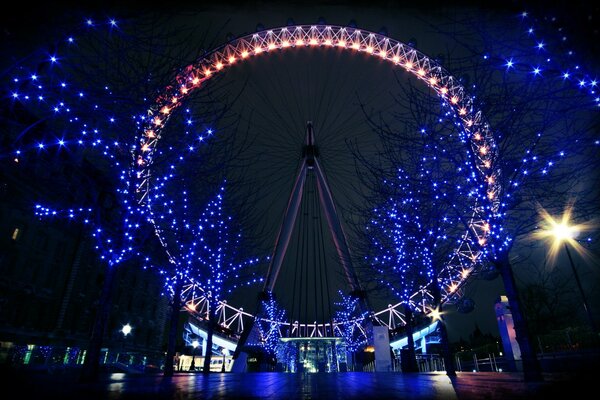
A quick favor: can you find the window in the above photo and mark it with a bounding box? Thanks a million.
[11,227,21,241]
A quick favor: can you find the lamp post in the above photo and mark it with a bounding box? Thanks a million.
[543,212,597,334]
[120,324,132,365]
[221,348,228,372]
[121,323,132,336]
[190,340,199,372]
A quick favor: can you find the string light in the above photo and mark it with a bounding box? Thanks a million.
[333,291,368,352]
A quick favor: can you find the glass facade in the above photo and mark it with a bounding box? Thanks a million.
[278,337,350,373]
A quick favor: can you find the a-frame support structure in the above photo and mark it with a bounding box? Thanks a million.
[232,122,370,369]
[262,121,365,296]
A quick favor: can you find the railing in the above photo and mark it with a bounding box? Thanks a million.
[363,361,375,372]
[455,353,505,372]
[0,343,165,373]
[363,354,446,372]
[391,354,446,372]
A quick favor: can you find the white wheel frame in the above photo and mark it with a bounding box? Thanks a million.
[137,24,501,334]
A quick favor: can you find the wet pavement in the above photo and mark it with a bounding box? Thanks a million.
[0,369,591,399]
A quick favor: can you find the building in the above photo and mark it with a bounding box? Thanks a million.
[0,148,169,369]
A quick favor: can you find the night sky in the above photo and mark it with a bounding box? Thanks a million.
[2,0,599,342]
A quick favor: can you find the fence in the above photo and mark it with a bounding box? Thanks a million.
[0,342,164,373]
[363,354,446,372]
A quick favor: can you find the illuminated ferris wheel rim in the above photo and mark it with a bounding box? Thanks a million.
[137,24,501,329]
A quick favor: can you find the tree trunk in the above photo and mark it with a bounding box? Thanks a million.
[437,312,456,376]
[202,307,216,374]
[496,255,543,381]
[163,280,183,377]
[403,305,419,373]
[80,265,117,382]
[430,277,456,377]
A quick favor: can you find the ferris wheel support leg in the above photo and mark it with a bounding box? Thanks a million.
[262,161,308,292]
[313,159,367,300]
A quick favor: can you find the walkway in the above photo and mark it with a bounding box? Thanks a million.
[0,370,590,399]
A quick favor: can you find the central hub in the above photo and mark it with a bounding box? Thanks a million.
[302,121,319,168]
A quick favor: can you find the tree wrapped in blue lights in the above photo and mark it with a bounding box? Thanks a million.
[354,9,600,380]
[173,184,262,373]
[255,291,286,354]
[1,16,231,381]
[333,291,368,354]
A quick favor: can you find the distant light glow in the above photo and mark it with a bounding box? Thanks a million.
[428,307,442,321]
[122,323,132,336]
[535,205,594,263]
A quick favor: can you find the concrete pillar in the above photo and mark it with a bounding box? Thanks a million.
[373,325,392,372]
[495,295,520,371]
[202,337,208,357]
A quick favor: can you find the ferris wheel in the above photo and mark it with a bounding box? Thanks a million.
[134,24,501,338]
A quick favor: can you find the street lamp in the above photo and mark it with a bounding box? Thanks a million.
[427,306,443,322]
[221,348,228,372]
[121,323,132,336]
[539,209,597,334]
[120,324,132,365]
[190,340,199,372]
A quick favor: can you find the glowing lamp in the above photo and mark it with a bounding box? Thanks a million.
[122,323,132,336]
[428,308,442,321]
[550,222,576,242]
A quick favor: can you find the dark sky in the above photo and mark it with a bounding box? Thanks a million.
[3,0,598,342]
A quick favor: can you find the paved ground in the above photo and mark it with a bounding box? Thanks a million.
[0,369,592,399]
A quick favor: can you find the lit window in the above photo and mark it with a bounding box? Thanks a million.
[12,227,21,241]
